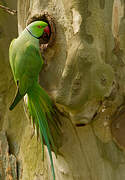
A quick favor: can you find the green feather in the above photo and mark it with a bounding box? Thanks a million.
[9,87,23,110]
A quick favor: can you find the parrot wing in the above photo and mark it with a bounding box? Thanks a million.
[9,86,23,110]
[9,40,43,110]
[15,42,43,95]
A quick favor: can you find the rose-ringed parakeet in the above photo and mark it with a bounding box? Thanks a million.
[9,21,58,180]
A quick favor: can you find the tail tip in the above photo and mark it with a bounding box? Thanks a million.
[9,104,14,111]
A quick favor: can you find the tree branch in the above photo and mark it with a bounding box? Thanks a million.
[0,4,17,15]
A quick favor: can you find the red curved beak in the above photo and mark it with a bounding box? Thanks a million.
[44,26,50,36]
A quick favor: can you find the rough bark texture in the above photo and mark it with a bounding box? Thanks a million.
[1,0,125,180]
[0,131,17,180]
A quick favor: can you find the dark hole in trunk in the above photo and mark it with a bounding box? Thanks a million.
[76,123,86,127]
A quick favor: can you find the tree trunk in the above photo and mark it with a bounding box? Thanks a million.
[1,0,125,179]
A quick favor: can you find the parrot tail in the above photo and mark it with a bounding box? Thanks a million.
[9,88,23,110]
[27,82,58,180]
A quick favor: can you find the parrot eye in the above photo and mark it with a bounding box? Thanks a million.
[37,25,42,28]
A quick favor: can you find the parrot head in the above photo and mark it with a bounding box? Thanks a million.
[26,21,50,39]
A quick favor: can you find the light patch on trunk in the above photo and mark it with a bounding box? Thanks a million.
[72,8,82,34]
[112,0,124,39]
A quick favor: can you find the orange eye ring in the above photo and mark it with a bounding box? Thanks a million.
[37,25,42,28]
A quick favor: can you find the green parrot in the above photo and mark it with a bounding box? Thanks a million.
[9,21,59,180]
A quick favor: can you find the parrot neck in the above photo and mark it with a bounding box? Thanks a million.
[18,29,39,44]
[26,28,40,39]
[16,29,39,50]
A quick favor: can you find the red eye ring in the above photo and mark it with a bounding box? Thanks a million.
[37,25,42,28]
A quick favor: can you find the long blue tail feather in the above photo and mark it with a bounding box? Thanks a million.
[28,95,45,160]
[31,100,55,180]
[27,82,57,180]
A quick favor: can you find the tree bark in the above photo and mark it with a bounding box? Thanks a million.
[1,0,125,180]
